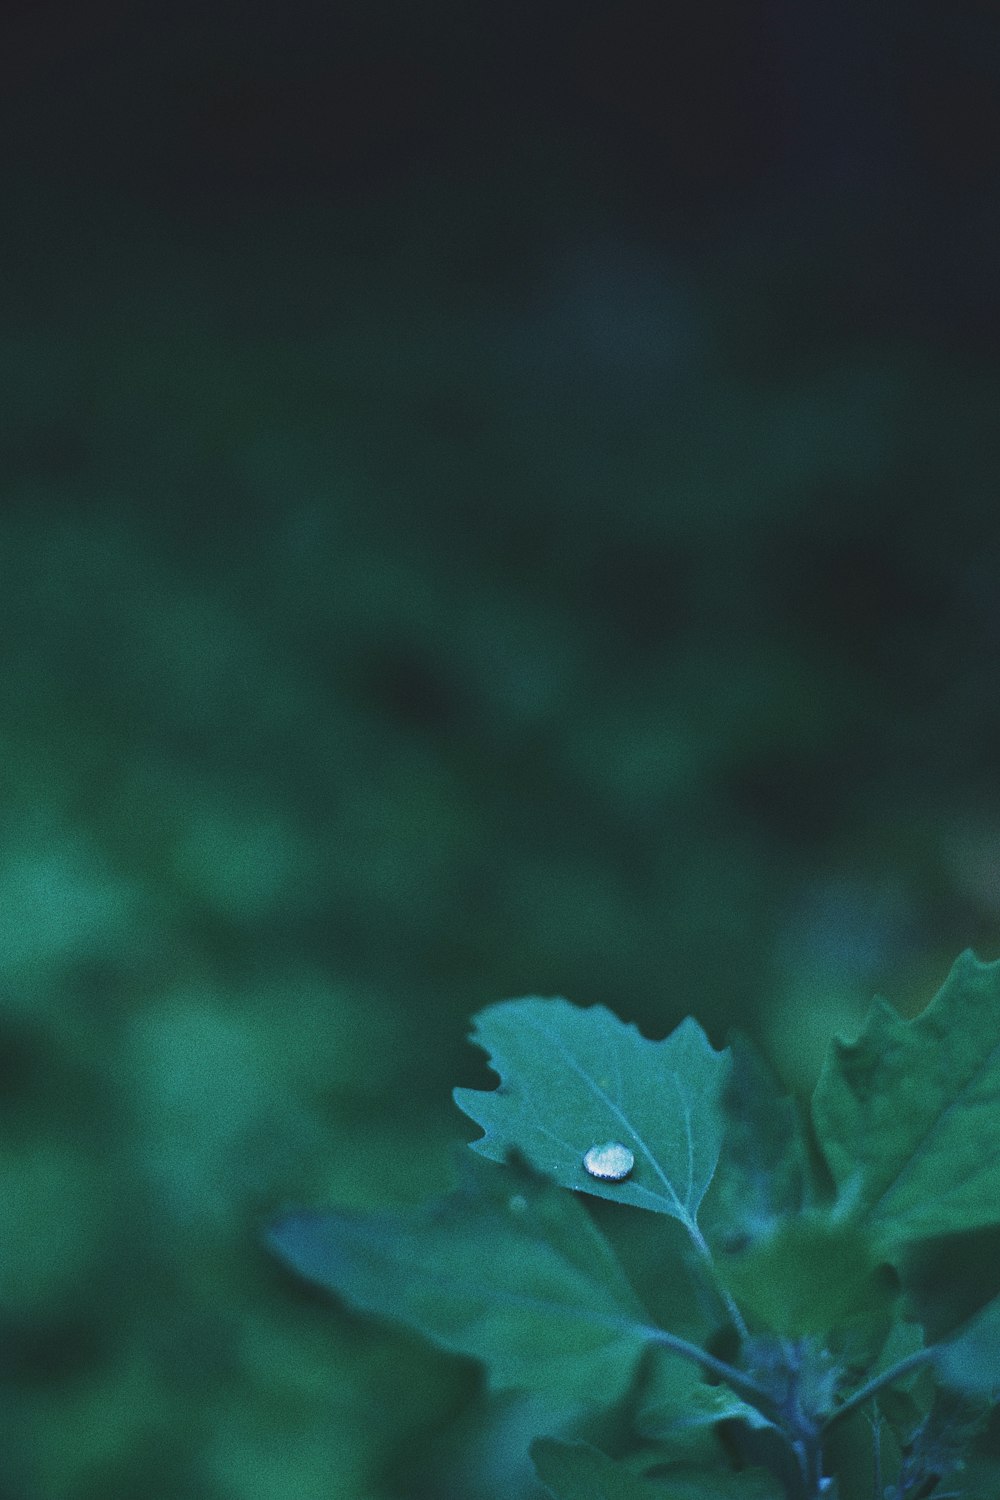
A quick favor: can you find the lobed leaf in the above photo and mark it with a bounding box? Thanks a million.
[267,1159,652,1404]
[717,1213,895,1343]
[812,951,1000,1249]
[706,1031,811,1249]
[454,998,730,1228]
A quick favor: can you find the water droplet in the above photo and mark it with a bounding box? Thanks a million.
[507,1193,529,1215]
[583,1142,634,1182]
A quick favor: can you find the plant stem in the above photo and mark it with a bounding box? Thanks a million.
[687,1218,751,1342]
[783,1347,826,1499]
[641,1325,776,1413]
[821,1350,934,1434]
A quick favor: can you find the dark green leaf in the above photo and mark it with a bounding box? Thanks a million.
[718,1213,894,1342]
[532,1441,671,1500]
[267,1160,652,1403]
[948,1453,1000,1500]
[531,1439,783,1500]
[812,951,1000,1249]
[636,1348,775,1456]
[899,1222,1000,1342]
[934,1292,1000,1399]
[454,999,729,1230]
[870,1319,933,1447]
[706,1031,811,1249]
[892,1387,991,1498]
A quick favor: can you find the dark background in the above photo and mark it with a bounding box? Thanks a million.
[3,3,1000,1497]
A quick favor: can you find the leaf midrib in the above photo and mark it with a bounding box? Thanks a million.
[523,1013,693,1222]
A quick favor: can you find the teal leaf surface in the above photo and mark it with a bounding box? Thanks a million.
[454,999,729,1227]
[718,1214,893,1341]
[532,1439,782,1500]
[267,1161,651,1403]
[934,1293,1000,1399]
[532,1441,672,1500]
[889,1388,992,1498]
[636,1349,775,1452]
[707,1032,810,1248]
[866,1319,932,1446]
[812,951,1000,1248]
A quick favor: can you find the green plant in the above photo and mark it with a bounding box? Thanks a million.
[268,952,1000,1499]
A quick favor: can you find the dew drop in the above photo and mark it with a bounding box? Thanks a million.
[507,1193,529,1215]
[583,1142,634,1182]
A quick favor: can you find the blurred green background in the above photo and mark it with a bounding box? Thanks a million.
[3,1,1000,1495]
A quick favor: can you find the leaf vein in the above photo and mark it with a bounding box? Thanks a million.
[523,1014,689,1221]
[868,1030,1000,1224]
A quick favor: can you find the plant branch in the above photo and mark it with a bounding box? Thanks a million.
[687,1218,751,1342]
[641,1325,776,1413]
[869,1406,883,1500]
[821,1350,934,1434]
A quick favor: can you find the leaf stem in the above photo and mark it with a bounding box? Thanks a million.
[687,1218,751,1342]
[871,1407,883,1500]
[821,1350,934,1434]
[642,1324,775,1412]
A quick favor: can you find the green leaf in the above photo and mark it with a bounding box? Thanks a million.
[532,1441,671,1500]
[636,1348,775,1455]
[812,951,1000,1249]
[948,1453,1000,1500]
[454,999,730,1229]
[531,1439,783,1500]
[934,1292,1000,1399]
[706,1031,811,1249]
[267,1159,652,1403]
[892,1387,992,1498]
[717,1213,895,1342]
[869,1319,933,1446]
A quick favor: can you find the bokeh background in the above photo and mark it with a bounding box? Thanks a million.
[3,1,1000,1496]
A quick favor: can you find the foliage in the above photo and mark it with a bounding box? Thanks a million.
[453,1000,728,1227]
[813,950,1000,1247]
[5,147,1000,1500]
[271,952,1000,1500]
